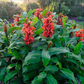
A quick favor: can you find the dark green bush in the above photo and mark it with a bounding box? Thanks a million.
[70,4,83,17]
[77,16,84,21]
[26,2,40,12]
[60,0,83,7]
[0,1,22,19]
[0,7,9,20]
[53,3,70,15]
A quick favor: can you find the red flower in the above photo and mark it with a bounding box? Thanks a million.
[46,11,52,17]
[75,29,84,42]
[11,23,14,27]
[75,31,80,37]
[21,21,36,44]
[14,14,20,25]
[42,17,54,37]
[34,8,43,19]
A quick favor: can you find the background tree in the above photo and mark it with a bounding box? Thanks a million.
[37,0,52,8]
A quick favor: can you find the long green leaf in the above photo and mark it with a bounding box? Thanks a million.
[7,27,20,35]
[0,67,6,81]
[31,17,38,26]
[35,28,43,35]
[27,9,32,19]
[45,65,58,72]
[42,9,47,16]
[12,49,22,60]
[42,49,50,67]
[23,51,41,66]
[61,68,77,84]
[74,41,82,55]
[4,70,18,83]
[46,74,57,84]
[38,72,46,81]
[48,47,69,55]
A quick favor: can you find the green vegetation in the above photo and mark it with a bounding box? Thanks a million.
[76,22,84,29]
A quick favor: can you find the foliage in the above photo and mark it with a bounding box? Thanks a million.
[0,7,9,20]
[60,0,83,7]
[37,0,53,8]
[26,2,40,12]
[70,4,84,16]
[77,16,84,21]
[0,9,84,84]
[0,1,22,19]
[53,2,70,15]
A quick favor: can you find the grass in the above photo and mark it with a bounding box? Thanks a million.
[76,22,84,29]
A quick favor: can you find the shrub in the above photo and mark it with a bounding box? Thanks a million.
[77,16,84,21]
[60,0,83,7]
[0,1,22,19]
[0,7,9,20]
[53,3,70,15]
[26,2,40,12]
[70,4,83,16]
[0,9,84,84]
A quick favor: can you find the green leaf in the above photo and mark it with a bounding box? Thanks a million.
[46,74,57,84]
[6,64,16,73]
[4,70,18,83]
[62,18,66,36]
[11,77,21,84]
[23,71,37,82]
[35,28,43,35]
[11,49,22,60]
[31,17,38,26]
[42,49,50,67]
[68,53,83,63]
[42,9,47,16]
[27,9,32,19]
[0,67,6,81]
[38,72,46,81]
[23,51,41,66]
[74,41,82,55]
[7,27,20,35]
[51,57,62,68]
[45,65,58,72]
[61,68,77,83]
[48,47,69,55]
[37,20,42,29]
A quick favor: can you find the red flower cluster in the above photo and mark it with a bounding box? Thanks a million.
[14,14,20,24]
[46,11,53,18]
[42,17,54,37]
[21,21,36,44]
[34,8,43,19]
[56,13,66,26]
[75,29,84,42]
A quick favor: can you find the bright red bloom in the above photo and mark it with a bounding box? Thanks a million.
[75,29,84,42]
[11,23,14,27]
[21,21,36,44]
[42,17,54,37]
[75,31,80,37]
[56,13,67,26]
[14,14,20,24]
[34,8,43,19]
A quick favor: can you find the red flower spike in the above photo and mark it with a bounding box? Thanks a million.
[21,21,36,44]
[34,8,43,19]
[14,14,20,25]
[42,17,54,37]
